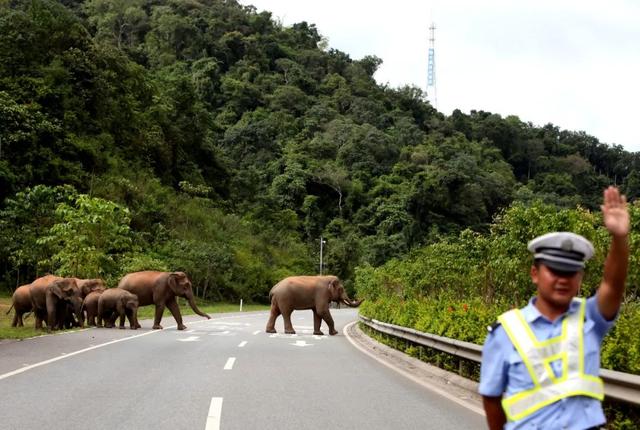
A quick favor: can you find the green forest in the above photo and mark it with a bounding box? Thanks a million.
[1,1,639,307]
[2,0,639,425]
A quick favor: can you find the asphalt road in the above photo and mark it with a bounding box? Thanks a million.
[0,309,485,430]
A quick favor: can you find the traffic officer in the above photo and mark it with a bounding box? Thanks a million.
[479,186,630,430]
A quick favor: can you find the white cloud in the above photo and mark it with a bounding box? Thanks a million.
[241,0,640,152]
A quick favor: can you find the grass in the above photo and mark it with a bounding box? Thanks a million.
[0,294,269,340]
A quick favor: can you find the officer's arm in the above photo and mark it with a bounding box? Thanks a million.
[598,186,630,321]
[482,396,506,430]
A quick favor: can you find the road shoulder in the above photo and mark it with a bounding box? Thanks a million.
[344,321,485,416]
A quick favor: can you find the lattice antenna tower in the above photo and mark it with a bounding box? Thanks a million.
[427,22,437,109]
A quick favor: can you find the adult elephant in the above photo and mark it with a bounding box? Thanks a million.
[8,284,33,327]
[266,275,363,336]
[118,271,210,330]
[30,275,83,331]
[97,289,139,329]
[82,287,107,326]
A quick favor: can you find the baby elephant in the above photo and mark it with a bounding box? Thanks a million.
[82,288,106,326]
[97,289,140,329]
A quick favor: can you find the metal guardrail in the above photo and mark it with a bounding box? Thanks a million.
[359,315,640,406]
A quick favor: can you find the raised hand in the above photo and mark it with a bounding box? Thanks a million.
[601,186,630,238]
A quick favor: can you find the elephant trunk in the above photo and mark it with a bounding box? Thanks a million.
[185,292,210,319]
[340,292,363,308]
[73,298,84,328]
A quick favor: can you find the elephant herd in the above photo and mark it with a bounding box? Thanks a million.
[7,271,211,331]
[7,272,363,336]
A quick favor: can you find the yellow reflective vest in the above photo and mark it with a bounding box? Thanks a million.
[497,298,604,421]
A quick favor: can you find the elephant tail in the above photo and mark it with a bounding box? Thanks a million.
[5,303,14,315]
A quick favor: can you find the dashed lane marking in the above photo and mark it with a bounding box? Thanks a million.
[0,314,266,381]
[205,397,223,430]
[177,336,200,342]
[224,357,236,370]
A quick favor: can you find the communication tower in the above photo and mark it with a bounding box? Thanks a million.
[427,22,437,109]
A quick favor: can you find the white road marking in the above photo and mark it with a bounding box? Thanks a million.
[0,313,265,382]
[177,336,200,342]
[210,322,244,326]
[291,340,313,347]
[238,341,247,348]
[209,330,231,336]
[252,330,260,335]
[224,357,236,370]
[205,397,223,430]
[0,329,160,381]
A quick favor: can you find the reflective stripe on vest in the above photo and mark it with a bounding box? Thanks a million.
[497,298,604,421]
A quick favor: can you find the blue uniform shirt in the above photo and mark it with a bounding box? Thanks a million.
[479,295,615,430]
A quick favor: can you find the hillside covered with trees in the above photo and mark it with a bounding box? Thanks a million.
[1,0,638,302]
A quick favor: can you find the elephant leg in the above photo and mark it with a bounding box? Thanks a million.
[126,309,136,329]
[265,302,281,333]
[166,298,186,330]
[312,310,324,335]
[134,310,141,329]
[103,311,113,328]
[46,303,57,331]
[34,311,43,330]
[109,312,118,328]
[97,302,104,327]
[88,311,96,326]
[153,304,165,330]
[103,313,111,328]
[11,312,19,328]
[320,310,338,336]
[118,311,126,329]
[282,309,295,334]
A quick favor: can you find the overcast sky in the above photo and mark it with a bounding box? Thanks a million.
[240,0,640,153]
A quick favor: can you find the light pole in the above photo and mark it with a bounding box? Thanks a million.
[319,237,326,275]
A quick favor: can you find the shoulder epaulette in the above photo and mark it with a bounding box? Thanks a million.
[487,321,501,333]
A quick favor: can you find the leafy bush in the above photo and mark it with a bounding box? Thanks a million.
[356,199,640,375]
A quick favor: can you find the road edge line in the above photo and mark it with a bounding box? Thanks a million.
[343,321,485,416]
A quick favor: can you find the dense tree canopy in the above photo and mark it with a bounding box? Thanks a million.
[0,0,636,301]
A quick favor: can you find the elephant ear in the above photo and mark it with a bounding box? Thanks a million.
[50,282,64,299]
[81,283,92,297]
[168,273,180,294]
[64,280,79,295]
[328,278,338,298]
[171,272,190,292]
